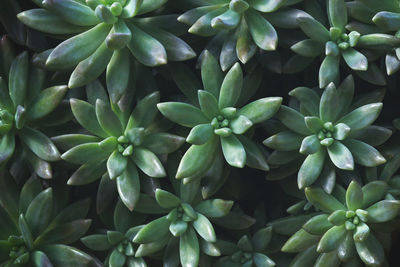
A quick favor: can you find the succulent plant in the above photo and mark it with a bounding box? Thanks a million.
[177,0,305,70]
[282,180,400,266]
[264,75,390,192]
[131,175,233,267]
[0,41,67,179]
[158,51,281,178]
[291,0,400,88]
[0,170,97,266]
[215,226,276,267]
[2,0,400,266]
[17,0,195,102]
[54,87,185,211]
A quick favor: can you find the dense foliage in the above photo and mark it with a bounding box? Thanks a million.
[2,0,400,266]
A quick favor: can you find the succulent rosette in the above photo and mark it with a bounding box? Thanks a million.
[158,51,281,179]
[0,171,97,266]
[282,180,400,266]
[82,200,152,267]
[346,0,400,75]
[177,0,305,70]
[0,44,67,179]
[215,226,276,267]
[17,0,195,102]
[131,177,234,267]
[53,87,185,211]
[291,0,400,88]
[264,75,391,192]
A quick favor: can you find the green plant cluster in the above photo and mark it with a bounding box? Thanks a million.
[2,0,400,266]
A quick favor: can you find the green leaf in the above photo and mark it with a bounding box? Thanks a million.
[133,216,170,243]
[297,15,330,42]
[237,97,282,124]
[373,11,400,31]
[253,252,275,267]
[180,227,199,267]
[141,133,185,154]
[198,90,220,120]
[320,83,340,122]
[333,123,351,140]
[355,234,384,266]
[276,106,310,135]
[327,141,354,170]
[35,219,91,246]
[42,0,99,26]
[117,162,140,211]
[42,244,94,267]
[353,222,370,242]
[281,229,320,253]
[239,135,269,171]
[342,48,368,71]
[107,48,130,103]
[25,188,53,237]
[132,147,166,178]
[346,181,363,211]
[291,39,324,57]
[328,0,347,29]
[195,199,233,218]
[249,0,287,12]
[9,51,28,107]
[362,181,388,208]
[17,9,88,34]
[338,103,382,130]
[19,176,42,214]
[81,234,112,251]
[343,139,386,167]
[366,200,400,223]
[193,213,216,242]
[96,99,123,137]
[46,23,111,69]
[105,20,131,50]
[230,115,253,134]
[70,98,108,138]
[303,214,333,235]
[0,133,15,165]
[300,135,321,155]
[49,198,91,226]
[298,148,325,189]
[26,85,68,121]
[201,50,223,98]
[176,135,219,179]
[157,102,208,127]
[155,189,181,209]
[305,187,346,213]
[221,135,246,168]
[107,151,127,180]
[211,9,240,30]
[109,249,126,267]
[304,117,324,133]
[169,220,188,237]
[188,8,227,36]
[61,143,109,165]
[31,251,52,267]
[127,23,167,66]
[67,160,107,185]
[263,131,303,151]
[19,214,34,249]
[319,55,340,88]
[219,63,243,109]
[245,10,277,51]
[186,124,214,145]
[0,77,13,111]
